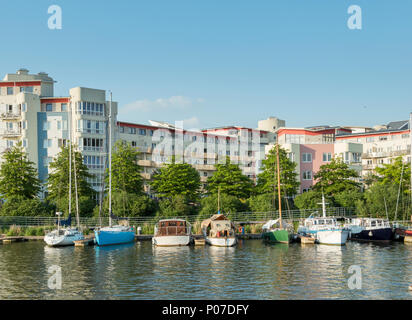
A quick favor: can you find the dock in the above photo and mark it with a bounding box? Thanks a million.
[0,236,43,244]
[74,238,94,247]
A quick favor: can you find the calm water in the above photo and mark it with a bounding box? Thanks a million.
[0,239,411,300]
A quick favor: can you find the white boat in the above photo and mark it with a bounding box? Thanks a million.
[298,217,349,245]
[44,227,84,247]
[152,219,191,246]
[201,214,237,247]
[297,194,349,245]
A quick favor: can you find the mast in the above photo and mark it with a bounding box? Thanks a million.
[108,91,113,227]
[217,186,220,214]
[410,112,412,221]
[68,100,72,221]
[276,143,282,228]
[70,99,80,229]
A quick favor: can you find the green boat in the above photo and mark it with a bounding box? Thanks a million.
[262,143,292,244]
[262,220,292,244]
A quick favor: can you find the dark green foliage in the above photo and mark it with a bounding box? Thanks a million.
[0,195,55,216]
[198,194,247,218]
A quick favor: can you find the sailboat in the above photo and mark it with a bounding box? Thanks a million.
[262,143,292,244]
[94,91,135,246]
[44,103,84,246]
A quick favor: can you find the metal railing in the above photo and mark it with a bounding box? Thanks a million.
[0,207,357,228]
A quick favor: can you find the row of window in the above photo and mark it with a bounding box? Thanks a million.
[76,102,105,116]
[83,155,105,169]
[45,103,67,112]
[301,152,332,163]
[6,86,34,95]
[77,120,105,134]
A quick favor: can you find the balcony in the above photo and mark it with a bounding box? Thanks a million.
[362,150,408,159]
[141,173,152,180]
[193,164,215,171]
[0,112,21,120]
[138,160,155,167]
[200,176,208,182]
[1,129,22,138]
[80,146,105,153]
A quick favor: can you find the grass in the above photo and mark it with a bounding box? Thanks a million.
[140,223,155,235]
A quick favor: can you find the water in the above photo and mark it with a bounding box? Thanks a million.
[0,239,411,300]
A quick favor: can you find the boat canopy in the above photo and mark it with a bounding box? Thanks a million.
[201,214,234,230]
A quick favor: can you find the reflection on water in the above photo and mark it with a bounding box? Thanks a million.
[0,240,411,299]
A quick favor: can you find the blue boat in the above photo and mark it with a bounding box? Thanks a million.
[94,225,135,246]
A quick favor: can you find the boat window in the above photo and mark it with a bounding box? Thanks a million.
[371,221,376,227]
[318,220,324,225]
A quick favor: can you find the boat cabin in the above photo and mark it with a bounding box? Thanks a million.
[201,214,236,238]
[345,218,390,229]
[155,219,190,237]
[304,218,338,228]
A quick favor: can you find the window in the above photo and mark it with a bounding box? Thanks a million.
[43,121,51,131]
[46,104,53,112]
[22,103,27,112]
[323,152,332,162]
[7,87,13,95]
[132,141,137,147]
[139,128,146,135]
[129,127,136,134]
[119,126,124,133]
[149,130,154,136]
[23,139,28,148]
[302,153,312,163]
[43,139,52,148]
[21,86,33,93]
[57,121,61,130]
[61,103,67,111]
[303,171,312,180]
[58,139,67,148]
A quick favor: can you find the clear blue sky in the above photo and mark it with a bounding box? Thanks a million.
[1,0,411,129]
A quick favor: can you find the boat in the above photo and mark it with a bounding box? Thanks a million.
[44,213,84,246]
[299,233,316,244]
[152,219,191,246]
[262,219,293,244]
[94,92,135,246]
[297,194,349,245]
[262,143,292,244]
[345,218,393,242]
[45,106,84,247]
[201,214,237,247]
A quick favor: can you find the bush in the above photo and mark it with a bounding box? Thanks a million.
[6,225,22,236]
[198,194,246,219]
[0,196,55,217]
[158,195,195,217]
[24,227,37,236]
[248,193,274,212]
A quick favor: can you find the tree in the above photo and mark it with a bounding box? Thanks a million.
[47,144,95,216]
[206,157,254,199]
[255,144,300,198]
[294,190,324,210]
[248,193,275,212]
[158,195,195,217]
[107,141,143,195]
[0,142,41,199]
[313,157,361,197]
[150,160,201,202]
[374,157,410,194]
[334,189,364,208]
[198,194,247,219]
[0,195,55,216]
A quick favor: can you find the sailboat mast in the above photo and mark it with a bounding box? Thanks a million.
[108,91,113,227]
[410,112,412,221]
[218,186,220,214]
[68,101,72,219]
[276,143,282,227]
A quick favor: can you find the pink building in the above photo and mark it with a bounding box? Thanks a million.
[299,144,334,193]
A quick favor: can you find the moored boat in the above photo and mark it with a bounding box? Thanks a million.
[152,219,191,246]
[345,218,392,242]
[298,216,349,245]
[44,224,84,247]
[262,219,293,244]
[201,214,237,247]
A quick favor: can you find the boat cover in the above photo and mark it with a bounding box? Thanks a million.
[201,214,234,229]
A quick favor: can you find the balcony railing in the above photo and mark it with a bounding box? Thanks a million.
[0,112,21,120]
[80,146,105,152]
[0,129,22,137]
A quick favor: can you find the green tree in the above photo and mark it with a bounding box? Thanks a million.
[248,193,275,212]
[374,157,410,194]
[157,195,195,217]
[0,195,55,216]
[47,144,95,216]
[334,189,364,208]
[255,144,300,198]
[150,160,201,202]
[294,190,324,210]
[313,157,361,197]
[0,142,41,199]
[107,141,144,195]
[206,157,254,199]
[198,194,247,219]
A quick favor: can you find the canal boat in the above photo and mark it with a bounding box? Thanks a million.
[152,219,191,246]
[345,218,393,242]
[94,92,135,246]
[201,214,237,247]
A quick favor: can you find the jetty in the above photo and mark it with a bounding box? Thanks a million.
[0,236,44,244]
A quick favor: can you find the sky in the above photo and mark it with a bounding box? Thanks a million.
[0,0,411,130]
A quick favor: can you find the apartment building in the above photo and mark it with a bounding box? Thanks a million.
[0,69,116,198]
[336,120,411,179]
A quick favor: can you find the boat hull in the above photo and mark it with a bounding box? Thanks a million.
[94,229,135,246]
[44,233,84,247]
[262,229,291,244]
[349,227,393,242]
[152,235,191,246]
[206,237,237,247]
[316,230,349,245]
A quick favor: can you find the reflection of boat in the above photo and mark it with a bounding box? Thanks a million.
[345,218,392,242]
[152,219,191,246]
[201,214,237,247]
